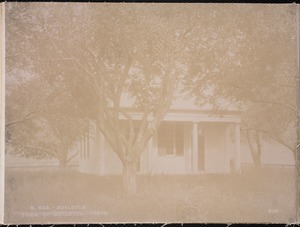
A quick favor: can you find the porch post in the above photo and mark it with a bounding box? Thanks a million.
[234,123,241,173]
[192,122,198,173]
[225,124,231,173]
[147,136,153,174]
[184,123,192,174]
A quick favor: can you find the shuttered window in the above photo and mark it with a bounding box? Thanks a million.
[157,122,184,156]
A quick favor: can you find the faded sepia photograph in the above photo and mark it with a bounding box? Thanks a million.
[4,3,299,224]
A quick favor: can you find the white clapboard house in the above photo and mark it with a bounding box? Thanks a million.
[6,93,295,173]
[77,94,242,175]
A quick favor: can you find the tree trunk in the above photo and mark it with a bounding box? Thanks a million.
[254,132,262,167]
[246,130,262,167]
[58,149,68,170]
[122,160,137,196]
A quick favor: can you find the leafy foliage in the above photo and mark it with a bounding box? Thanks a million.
[183,5,297,160]
[5,3,298,194]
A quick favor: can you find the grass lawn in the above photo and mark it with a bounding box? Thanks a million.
[4,166,297,224]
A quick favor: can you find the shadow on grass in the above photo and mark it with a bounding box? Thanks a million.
[4,165,297,223]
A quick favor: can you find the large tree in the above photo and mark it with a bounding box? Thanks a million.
[5,70,91,167]
[48,5,189,195]
[6,3,297,195]
[6,3,189,195]
[6,3,96,168]
[184,4,297,164]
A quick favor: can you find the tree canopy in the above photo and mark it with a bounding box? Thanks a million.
[5,3,298,194]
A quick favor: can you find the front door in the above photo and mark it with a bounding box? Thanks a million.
[156,122,185,173]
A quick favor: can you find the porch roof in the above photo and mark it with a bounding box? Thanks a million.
[119,107,242,123]
[119,92,242,123]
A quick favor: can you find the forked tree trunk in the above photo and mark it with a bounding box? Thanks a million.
[246,130,262,167]
[122,160,137,196]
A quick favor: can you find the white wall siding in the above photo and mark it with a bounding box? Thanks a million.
[204,123,230,173]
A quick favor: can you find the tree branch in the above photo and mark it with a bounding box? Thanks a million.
[243,126,295,153]
[6,111,43,127]
[66,151,78,164]
[252,99,296,112]
[22,145,58,157]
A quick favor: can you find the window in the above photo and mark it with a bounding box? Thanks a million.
[157,122,184,156]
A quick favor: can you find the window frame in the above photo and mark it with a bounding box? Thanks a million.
[157,122,184,157]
